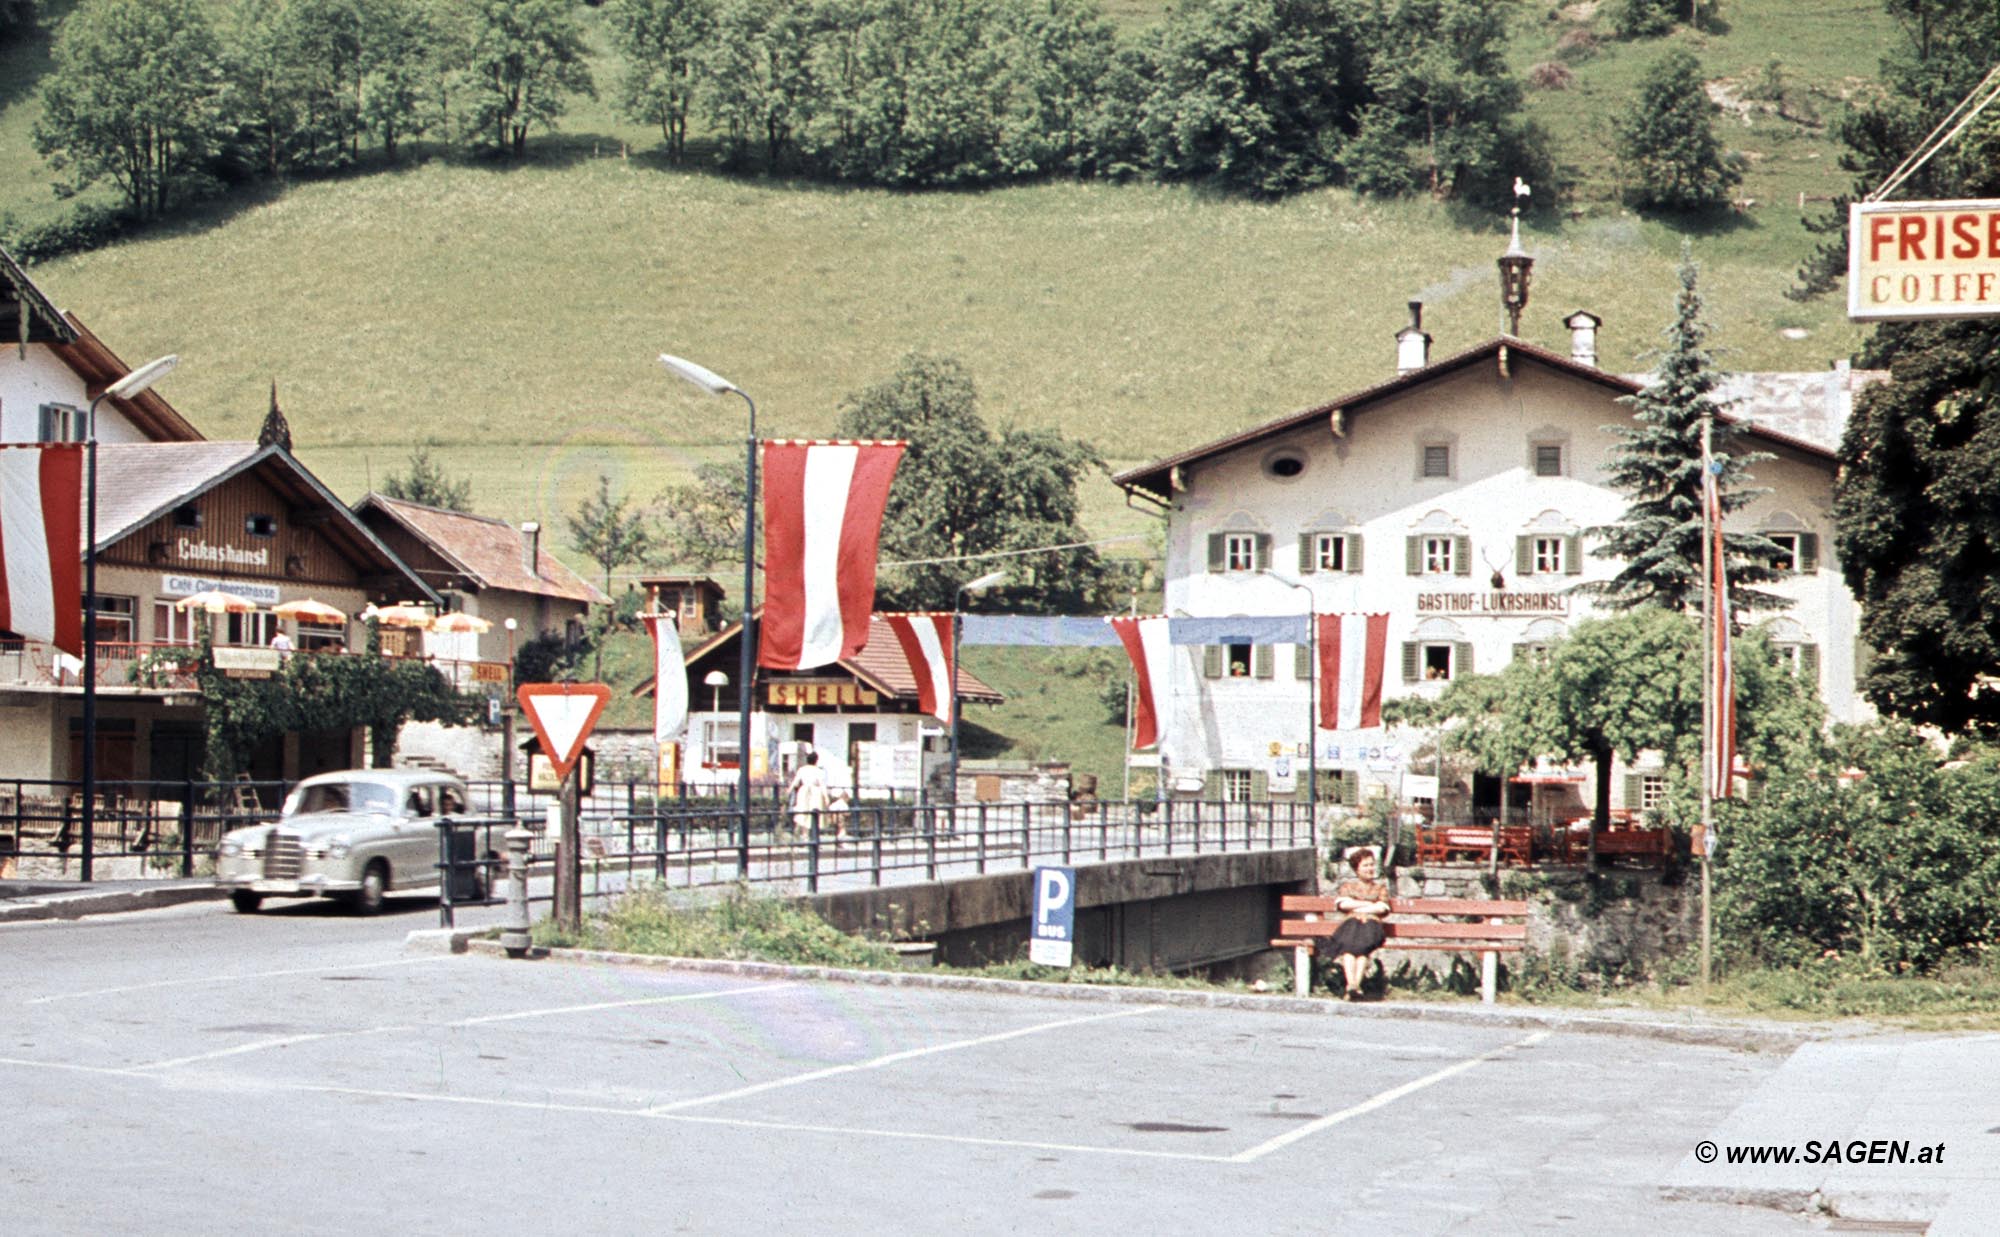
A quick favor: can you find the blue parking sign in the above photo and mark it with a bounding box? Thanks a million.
[1029,865,1076,967]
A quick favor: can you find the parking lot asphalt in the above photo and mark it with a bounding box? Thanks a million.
[0,899,1863,1235]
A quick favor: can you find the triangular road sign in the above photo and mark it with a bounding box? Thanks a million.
[517,683,611,783]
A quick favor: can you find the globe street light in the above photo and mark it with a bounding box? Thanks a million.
[948,569,1008,821]
[661,353,757,876]
[82,353,179,881]
[704,668,729,714]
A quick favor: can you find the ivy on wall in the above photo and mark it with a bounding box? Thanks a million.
[198,623,480,782]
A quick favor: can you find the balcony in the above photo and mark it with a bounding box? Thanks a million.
[0,640,511,695]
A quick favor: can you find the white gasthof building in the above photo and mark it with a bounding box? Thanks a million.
[1114,275,1878,818]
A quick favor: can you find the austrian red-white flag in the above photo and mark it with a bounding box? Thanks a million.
[642,612,688,742]
[0,445,83,657]
[883,613,954,724]
[760,439,906,671]
[1318,613,1389,730]
[1705,464,1736,800]
[1108,615,1172,750]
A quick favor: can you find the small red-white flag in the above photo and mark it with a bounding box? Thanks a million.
[0,445,84,657]
[883,612,954,724]
[1109,615,1172,750]
[642,612,688,742]
[760,439,906,671]
[1318,613,1389,730]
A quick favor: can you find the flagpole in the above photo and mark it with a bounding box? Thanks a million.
[1700,413,1715,992]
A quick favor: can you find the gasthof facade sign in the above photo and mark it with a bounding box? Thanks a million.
[1849,199,2000,321]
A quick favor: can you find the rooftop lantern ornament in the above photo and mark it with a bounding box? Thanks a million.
[1498,177,1534,337]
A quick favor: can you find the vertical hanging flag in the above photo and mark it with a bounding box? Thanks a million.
[1318,613,1389,730]
[1705,464,1736,800]
[883,612,954,724]
[1108,615,1172,750]
[760,439,906,671]
[642,611,688,743]
[0,444,84,657]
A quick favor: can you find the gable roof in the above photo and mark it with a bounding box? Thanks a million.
[353,493,608,606]
[1112,336,1839,503]
[1,247,202,442]
[91,442,439,603]
[634,614,1004,706]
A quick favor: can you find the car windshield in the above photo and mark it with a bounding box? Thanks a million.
[285,780,400,816]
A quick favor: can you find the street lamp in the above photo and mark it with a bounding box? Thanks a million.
[82,353,178,882]
[703,669,729,714]
[661,353,757,876]
[948,569,1008,819]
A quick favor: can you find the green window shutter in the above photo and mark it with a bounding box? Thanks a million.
[1854,637,1874,681]
[1454,641,1473,677]
[1206,533,1225,572]
[38,405,58,442]
[1515,536,1533,576]
[1401,641,1420,683]
[1345,534,1363,574]
[1250,769,1269,798]
[1298,533,1316,574]
[1513,641,1534,664]
[1254,533,1272,571]
[1623,772,1643,809]
[1203,645,1223,679]
[1453,535,1472,576]
[1294,643,1312,679]
[1798,532,1819,574]
[1565,533,1583,575]
[1405,535,1421,575]
[1202,772,1221,800]
[1798,642,1820,683]
[1253,644,1274,679]
[1340,769,1360,807]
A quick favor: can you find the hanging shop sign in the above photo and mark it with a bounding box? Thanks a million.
[1849,199,2000,321]
[767,681,879,708]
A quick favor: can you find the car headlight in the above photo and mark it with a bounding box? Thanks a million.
[217,838,242,857]
[326,837,351,859]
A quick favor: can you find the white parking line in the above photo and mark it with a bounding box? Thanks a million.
[23,956,450,1005]
[130,1026,417,1072]
[642,1004,1163,1115]
[1226,1029,1551,1163]
[444,981,795,1027]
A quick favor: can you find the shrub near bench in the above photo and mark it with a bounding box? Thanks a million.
[1273,894,1531,1004]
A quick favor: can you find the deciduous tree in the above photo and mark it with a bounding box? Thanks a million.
[606,0,714,161]
[448,0,595,158]
[1615,48,1741,211]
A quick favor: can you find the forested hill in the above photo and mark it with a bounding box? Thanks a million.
[0,0,1928,519]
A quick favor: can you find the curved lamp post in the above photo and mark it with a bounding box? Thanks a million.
[948,569,1008,822]
[82,353,179,881]
[660,354,757,876]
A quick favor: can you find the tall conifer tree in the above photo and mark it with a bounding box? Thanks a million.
[1584,250,1790,616]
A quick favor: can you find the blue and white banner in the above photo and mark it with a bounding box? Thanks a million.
[960,614,1309,648]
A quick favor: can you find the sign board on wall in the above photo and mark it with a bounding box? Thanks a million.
[159,575,281,606]
[1849,200,2000,320]
[1029,866,1076,968]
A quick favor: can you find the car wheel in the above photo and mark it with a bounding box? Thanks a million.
[350,861,388,915]
[229,890,262,914]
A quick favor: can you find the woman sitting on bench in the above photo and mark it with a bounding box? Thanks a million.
[1327,848,1391,1000]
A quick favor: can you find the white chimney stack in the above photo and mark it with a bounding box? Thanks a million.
[1396,301,1431,375]
[520,521,541,579]
[1564,310,1602,368]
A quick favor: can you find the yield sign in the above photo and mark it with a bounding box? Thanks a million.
[517,683,611,783]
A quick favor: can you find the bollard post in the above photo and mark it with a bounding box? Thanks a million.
[499,827,536,958]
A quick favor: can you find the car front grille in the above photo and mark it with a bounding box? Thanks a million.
[263,831,303,879]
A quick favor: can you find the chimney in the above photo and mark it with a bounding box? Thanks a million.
[1396,301,1431,374]
[520,521,541,580]
[1564,310,1602,368]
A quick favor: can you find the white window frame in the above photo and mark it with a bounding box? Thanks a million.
[1223,532,1257,572]
[1420,642,1456,681]
[1769,532,1801,574]
[1533,536,1564,575]
[1422,536,1455,575]
[703,718,742,769]
[1220,769,1253,803]
[1640,775,1667,811]
[39,404,86,444]
[1313,532,1346,572]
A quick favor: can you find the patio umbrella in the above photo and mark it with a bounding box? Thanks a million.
[429,612,492,635]
[273,598,347,624]
[174,589,257,615]
[361,603,434,628]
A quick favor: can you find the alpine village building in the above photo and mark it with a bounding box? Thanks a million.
[1114,252,1877,823]
[0,246,557,789]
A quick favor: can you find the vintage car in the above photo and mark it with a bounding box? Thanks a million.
[215,769,473,914]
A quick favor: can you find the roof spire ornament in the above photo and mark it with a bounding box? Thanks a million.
[258,379,292,451]
[1498,178,1534,338]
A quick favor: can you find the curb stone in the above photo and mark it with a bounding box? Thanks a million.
[0,883,229,922]
[405,930,1819,1051]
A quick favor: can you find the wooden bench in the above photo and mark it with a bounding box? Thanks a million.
[1555,824,1672,866]
[1415,824,1533,867]
[1273,894,1531,1004]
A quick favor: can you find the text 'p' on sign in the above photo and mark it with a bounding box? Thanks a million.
[1029,865,1076,969]
[1849,200,2000,321]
